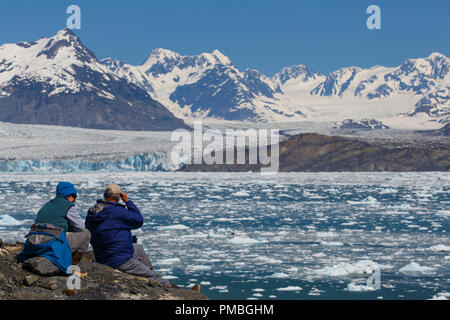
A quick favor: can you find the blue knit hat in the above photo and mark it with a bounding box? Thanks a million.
[56,182,77,197]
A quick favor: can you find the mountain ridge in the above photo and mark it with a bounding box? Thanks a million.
[103,46,449,128]
[0,29,189,131]
[0,29,448,130]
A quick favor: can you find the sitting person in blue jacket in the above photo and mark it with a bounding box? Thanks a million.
[85,184,176,288]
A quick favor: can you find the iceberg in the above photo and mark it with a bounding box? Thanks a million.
[313,260,382,277]
[429,244,450,252]
[345,283,377,292]
[399,262,436,274]
[276,286,302,291]
[0,215,22,226]
[228,236,267,245]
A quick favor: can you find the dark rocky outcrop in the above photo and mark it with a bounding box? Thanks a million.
[0,76,190,131]
[435,123,450,136]
[0,241,207,300]
[181,133,450,172]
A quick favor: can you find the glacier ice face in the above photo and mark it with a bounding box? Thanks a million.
[0,152,179,173]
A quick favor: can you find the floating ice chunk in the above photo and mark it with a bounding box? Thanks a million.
[268,272,290,279]
[157,258,181,265]
[200,281,211,286]
[0,215,22,226]
[399,262,436,274]
[429,244,450,252]
[316,231,338,238]
[214,218,235,222]
[148,192,160,197]
[228,236,267,245]
[429,292,450,300]
[436,210,450,218]
[312,253,327,258]
[232,190,250,197]
[379,188,397,194]
[210,286,228,290]
[276,286,302,291]
[162,275,178,280]
[347,196,378,205]
[314,260,381,277]
[189,265,212,271]
[345,283,377,292]
[286,267,299,273]
[320,241,344,247]
[256,256,282,264]
[253,293,263,297]
[181,233,208,240]
[308,288,325,296]
[158,224,190,230]
[207,231,227,238]
[365,196,378,203]
[252,288,265,292]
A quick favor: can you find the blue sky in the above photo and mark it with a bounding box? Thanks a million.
[0,0,448,75]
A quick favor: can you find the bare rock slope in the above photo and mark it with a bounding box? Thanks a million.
[0,240,207,300]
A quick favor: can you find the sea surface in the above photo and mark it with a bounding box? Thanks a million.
[0,172,448,300]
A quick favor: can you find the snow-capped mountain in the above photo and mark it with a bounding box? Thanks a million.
[272,64,324,85]
[0,29,188,131]
[274,52,449,129]
[101,49,302,121]
[0,28,448,131]
[104,45,449,129]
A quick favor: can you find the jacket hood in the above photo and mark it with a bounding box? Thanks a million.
[87,199,125,224]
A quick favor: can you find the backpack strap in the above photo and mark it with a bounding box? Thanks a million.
[25,231,64,243]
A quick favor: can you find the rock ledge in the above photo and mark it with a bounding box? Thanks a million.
[0,241,208,300]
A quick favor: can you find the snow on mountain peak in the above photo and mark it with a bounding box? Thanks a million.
[211,49,231,65]
[198,50,232,66]
[273,64,323,84]
[55,28,76,40]
[428,52,447,60]
[0,29,120,98]
[148,48,180,59]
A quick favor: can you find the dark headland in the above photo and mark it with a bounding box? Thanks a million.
[181,133,450,172]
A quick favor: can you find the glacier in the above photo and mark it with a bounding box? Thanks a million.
[0,152,176,173]
[0,121,186,173]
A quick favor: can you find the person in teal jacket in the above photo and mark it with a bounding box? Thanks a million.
[34,182,91,264]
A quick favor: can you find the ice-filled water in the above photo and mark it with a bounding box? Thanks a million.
[0,172,448,300]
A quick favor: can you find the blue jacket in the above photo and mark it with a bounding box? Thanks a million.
[85,199,143,268]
